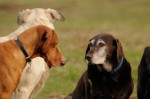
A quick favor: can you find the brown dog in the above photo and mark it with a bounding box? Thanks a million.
[65,33,133,99]
[0,25,66,99]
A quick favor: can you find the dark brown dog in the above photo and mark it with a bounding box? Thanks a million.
[0,25,66,99]
[65,33,133,99]
[137,46,150,99]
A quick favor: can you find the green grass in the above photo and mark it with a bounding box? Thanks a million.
[0,0,150,98]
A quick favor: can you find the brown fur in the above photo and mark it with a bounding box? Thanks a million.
[65,33,133,99]
[0,25,66,99]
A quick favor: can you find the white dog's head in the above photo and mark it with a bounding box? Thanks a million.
[17,8,65,30]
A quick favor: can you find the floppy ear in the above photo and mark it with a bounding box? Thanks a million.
[85,45,90,59]
[42,29,58,53]
[85,40,91,59]
[46,8,65,21]
[113,39,124,62]
[17,9,31,25]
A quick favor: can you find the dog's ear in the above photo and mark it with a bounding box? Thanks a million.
[17,9,31,25]
[85,46,90,59]
[46,8,65,21]
[113,39,124,62]
[42,29,58,53]
[85,40,91,59]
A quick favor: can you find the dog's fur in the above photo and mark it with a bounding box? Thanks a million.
[65,33,133,99]
[0,25,66,99]
[0,8,64,42]
[4,8,65,99]
[137,46,150,99]
[12,57,49,99]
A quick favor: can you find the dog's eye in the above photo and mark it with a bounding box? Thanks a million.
[88,43,93,47]
[98,42,105,47]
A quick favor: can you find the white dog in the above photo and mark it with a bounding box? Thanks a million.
[12,57,49,99]
[0,8,64,42]
[0,8,65,99]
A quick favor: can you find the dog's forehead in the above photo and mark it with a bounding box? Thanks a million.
[91,34,115,45]
[30,8,45,14]
[89,38,105,45]
[89,39,95,44]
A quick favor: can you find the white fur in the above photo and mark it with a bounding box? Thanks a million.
[90,39,107,64]
[1,8,65,99]
[89,39,113,72]
[12,57,49,99]
[0,8,64,42]
[89,39,95,45]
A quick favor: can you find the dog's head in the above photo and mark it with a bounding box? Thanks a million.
[35,26,67,68]
[85,33,124,72]
[17,8,65,30]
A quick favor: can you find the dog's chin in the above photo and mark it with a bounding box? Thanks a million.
[88,61,103,72]
[96,64,103,72]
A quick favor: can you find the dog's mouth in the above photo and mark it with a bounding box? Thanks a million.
[96,64,103,72]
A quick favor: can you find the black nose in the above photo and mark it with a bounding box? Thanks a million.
[60,59,68,66]
[85,54,91,61]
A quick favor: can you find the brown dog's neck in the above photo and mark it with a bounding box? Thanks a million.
[87,59,131,83]
[17,25,47,58]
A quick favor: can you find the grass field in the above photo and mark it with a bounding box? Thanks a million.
[0,0,150,98]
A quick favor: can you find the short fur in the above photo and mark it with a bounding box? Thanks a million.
[137,46,150,99]
[0,8,64,42]
[12,57,49,99]
[0,25,66,99]
[8,8,65,99]
[65,33,133,99]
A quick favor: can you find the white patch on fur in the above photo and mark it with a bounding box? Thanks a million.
[91,39,107,65]
[24,8,55,29]
[89,39,95,45]
[96,39,105,46]
[12,57,49,99]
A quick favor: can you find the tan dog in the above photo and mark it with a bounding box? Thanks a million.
[0,25,66,99]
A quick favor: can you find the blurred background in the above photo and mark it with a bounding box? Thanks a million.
[0,0,150,98]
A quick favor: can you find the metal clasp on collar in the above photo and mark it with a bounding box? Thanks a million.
[26,56,32,69]
[27,61,31,69]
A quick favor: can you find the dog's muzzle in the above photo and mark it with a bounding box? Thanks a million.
[60,59,67,66]
[86,54,103,72]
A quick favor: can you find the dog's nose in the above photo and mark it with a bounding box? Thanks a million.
[85,54,91,61]
[60,59,67,66]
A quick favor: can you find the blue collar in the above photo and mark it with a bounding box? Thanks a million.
[111,57,124,75]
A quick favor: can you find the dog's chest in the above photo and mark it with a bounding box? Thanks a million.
[88,72,123,99]
[90,79,126,99]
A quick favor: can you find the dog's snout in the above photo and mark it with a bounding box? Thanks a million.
[60,58,67,66]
